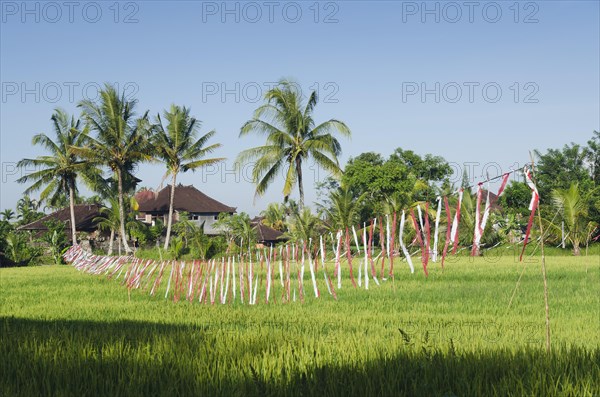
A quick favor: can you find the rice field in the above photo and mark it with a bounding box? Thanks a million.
[1,254,599,396]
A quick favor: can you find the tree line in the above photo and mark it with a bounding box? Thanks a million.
[0,81,597,265]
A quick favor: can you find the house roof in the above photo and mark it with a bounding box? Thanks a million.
[251,221,286,243]
[482,190,502,211]
[17,204,103,232]
[136,184,236,214]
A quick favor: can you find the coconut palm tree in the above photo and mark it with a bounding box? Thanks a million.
[260,202,287,231]
[77,84,152,253]
[551,183,595,255]
[238,80,351,209]
[286,207,323,248]
[15,196,42,225]
[152,105,224,249]
[318,185,366,232]
[214,212,257,249]
[1,209,15,222]
[93,198,120,255]
[93,195,141,255]
[16,109,96,243]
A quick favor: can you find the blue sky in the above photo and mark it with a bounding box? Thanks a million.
[1,1,598,215]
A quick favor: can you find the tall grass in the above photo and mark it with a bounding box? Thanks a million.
[1,256,598,396]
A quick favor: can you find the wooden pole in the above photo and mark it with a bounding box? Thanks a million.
[530,153,551,353]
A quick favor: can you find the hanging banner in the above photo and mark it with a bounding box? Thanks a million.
[520,166,540,261]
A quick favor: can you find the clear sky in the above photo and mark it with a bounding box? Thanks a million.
[1,1,599,215]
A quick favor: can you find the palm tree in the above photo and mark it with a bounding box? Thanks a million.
[260,202,287,231]
[318,185,366,232]
[214,212,257,249]
[238,80,351,209]
[15,196,42,225]
[1,209,15,222]
[551,183,595,255]
[93,196,141,255]
[152,105,224,249]
[93,198,120,255]
[77,84,152,253]
[16,109,95,243]
[286,208,323,250]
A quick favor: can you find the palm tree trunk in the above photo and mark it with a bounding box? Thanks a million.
[108,229,115,255]
[68,180,77,245]
[116,168,131,253]
[164,173,177,250]
[573,240,581,256]
[296,157,304,210]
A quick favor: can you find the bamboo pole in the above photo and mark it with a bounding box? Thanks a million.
[530,153,551,353]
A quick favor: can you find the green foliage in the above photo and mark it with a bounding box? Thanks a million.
[16,109,100,215]
[40,220,69,265]
[317,185,365,231]
[285,207,323,245]
[152,104,223,249]
[548,183,597,255]
[499,180,532,217]
[15,196,44,226]
[1,209,15,222]
[77,83,153,253]
[148,219,164,244]
[168,236,186,260]
[535,143,593,200]
[3,232,41,265]
[129,222,151,247]
[585,130,600,184]
[0,258,598,395]
[343,149,451,221]
[238,80,351,207]
[214,212,257,251]
[260,203,287,232]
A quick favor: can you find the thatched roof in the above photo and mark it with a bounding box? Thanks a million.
[251,221,286,243]
[17,204,103,232]
[136,185,236,214]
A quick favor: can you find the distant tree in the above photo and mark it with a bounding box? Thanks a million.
[4,232,41,265]
[260,203,287,231]
[214,212,257,250]
[585,131,600,184]
[40,219,69,265]
[499,180,532,217]
[550,183,596,256]
[461,169,470,190]
[1,209,15,222]
[15,196,44,225]
[93,198,120,255]
[535,143,592,199]
[342,149,451,221]
[317,185,366,232]
[285,207,322,247]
